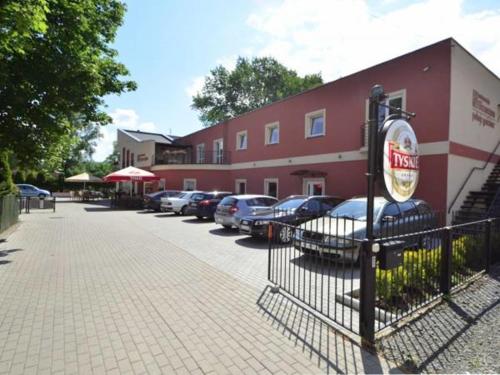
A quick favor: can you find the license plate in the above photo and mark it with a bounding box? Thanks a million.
[240,224,250,231]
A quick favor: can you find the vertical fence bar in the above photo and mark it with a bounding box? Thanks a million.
[440,227,452,294]
[484,219,492,274]
[359,240,376,346]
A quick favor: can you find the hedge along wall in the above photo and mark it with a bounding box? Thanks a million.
[0,195,19,233]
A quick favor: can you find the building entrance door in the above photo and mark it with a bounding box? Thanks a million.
[303,178,325,196]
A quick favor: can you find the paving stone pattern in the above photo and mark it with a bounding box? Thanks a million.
[0,202,398,374]
[378,264,500,374]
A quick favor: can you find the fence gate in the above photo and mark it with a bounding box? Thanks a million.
[267,215,499,342]
[268,217,362,335]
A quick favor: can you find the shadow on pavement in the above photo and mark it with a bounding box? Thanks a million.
[209,228,240,237]
[0,260,12,265]
[154,213,176,218]
[182,218,209,224]
[235,237,268,250]
[378,264,500,373]
[0,249,22,257]
[256,286,391,374]
[84,207,114,212]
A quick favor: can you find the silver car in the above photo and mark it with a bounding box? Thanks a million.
[294,197,435,262]
[214,195,278,229]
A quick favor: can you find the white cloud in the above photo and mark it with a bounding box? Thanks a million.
[244,0,500,81]
[185,76,205,98]
[92,108,158,162]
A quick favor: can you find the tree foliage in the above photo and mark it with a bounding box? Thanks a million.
[0,0,136,171]
[191,56,323,126]
[0,151,17,197]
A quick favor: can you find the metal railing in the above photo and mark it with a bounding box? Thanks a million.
[447,140,500,213]
[19,196,56,213]
[267,212,499,342]
[155,150,231,165]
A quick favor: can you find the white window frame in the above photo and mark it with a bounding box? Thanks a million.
[235,179,247,195]
[236,130,248,151]
[183,178,197,191]
[305,109,326,138]
[196,143,205,163]
[265,121,280,145]
[213,138,224,164]
[302,178,325,196]
[264,178,279,198]
[362,89,407,149]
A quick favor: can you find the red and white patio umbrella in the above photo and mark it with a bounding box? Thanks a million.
[103,166,160,182]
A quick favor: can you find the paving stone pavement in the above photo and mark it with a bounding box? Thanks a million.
[0,202,400,374]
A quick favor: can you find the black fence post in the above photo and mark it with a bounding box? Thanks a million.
[359,240,376,347]
[26,197,30,214]
[53,197,56,213]
[484,219,492,273]
[440,227,452,294]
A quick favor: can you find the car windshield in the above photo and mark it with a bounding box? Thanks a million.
[329,200,385,221]
[273,198,305,211]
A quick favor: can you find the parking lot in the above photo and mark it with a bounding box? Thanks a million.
[0,201,393,374]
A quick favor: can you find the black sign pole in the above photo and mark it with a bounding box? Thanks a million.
[359,84,385,347]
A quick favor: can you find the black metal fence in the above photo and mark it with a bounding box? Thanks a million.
[267,214,499,342]
[19,196,56,213]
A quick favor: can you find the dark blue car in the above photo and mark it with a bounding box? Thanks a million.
[185,191,233,220]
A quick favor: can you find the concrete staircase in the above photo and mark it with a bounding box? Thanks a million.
[453,161,500,224]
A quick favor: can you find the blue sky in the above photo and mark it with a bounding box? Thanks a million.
[94,0,500,161]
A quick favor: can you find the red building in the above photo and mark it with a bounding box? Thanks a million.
[117,38,500,220]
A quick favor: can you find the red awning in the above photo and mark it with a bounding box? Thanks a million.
[103,166,160,182]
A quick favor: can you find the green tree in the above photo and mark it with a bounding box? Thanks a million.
[191,56,323,126]
[0,0,136,173]
[0,151,17,197]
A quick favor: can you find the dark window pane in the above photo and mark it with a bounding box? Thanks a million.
[310,116,324,136]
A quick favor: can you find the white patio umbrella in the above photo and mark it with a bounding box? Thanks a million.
[65,172,103,190]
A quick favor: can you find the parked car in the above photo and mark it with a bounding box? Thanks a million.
[160,191,202,215]
[185,191,233,219]
[143,190,181,211]
[16,184,51,198]
[214,195,278,229]
[239,195,345,242]
[293,197,435,263]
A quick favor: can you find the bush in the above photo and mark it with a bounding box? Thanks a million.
[0,151,17,197]
[376,233,486,310]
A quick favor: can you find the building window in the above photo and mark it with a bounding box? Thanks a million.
[305,109,326,138]
[213,138,224,164]
[131,153,134,166]
[236,131,247,150]
[265,122,279,145]
[122,147,126,168]
[183,178,197,191]
[362,89,407,148]
[126,149,130,167]
[264,178,279,198]
[196,143,205,163]
[235,179,247,194]
[303,178,325,196]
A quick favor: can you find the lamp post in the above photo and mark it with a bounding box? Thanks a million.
[359,84,385,347]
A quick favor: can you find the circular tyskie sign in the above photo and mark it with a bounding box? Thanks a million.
[380,119,419,202]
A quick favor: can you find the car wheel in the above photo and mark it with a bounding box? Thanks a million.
[38,193,46,198]
[174,211,180,216]
[222,225,232,229]
[278,226,293,244]
[180,206,187,216]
